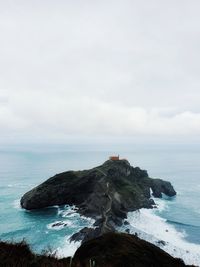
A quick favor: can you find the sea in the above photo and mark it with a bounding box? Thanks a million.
[0,143,200,266]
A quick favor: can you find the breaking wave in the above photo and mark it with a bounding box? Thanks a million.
[120,200,200,266]
[52,205,94,257]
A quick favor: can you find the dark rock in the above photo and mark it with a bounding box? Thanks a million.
[51,221,68,228]
[73,232,194,267]
[70,227,100,243]
[0,240,71,267]
[93,218,103,227]
[125,228,130,234]
[70,223,116,244]
[150,178,176,198]
[157,240,166,246]
[0,235,196,267]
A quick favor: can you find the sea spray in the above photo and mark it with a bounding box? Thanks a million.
[120,201,200,266]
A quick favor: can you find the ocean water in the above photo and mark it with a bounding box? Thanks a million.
[0,143,200,265]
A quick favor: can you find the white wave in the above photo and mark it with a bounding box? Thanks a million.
[52,205,59,208]
[153,197,169,212]
[149,189,169,212]
[79,215,95,226]
[52,205,95,257]
[123,206,200,266]
[12,199,21,209]
[58,205,95,226]
[56,237,81,258]
[8,183,33,188]
[64,204,77,211]
[59,210,78,218]
[58,205,77,217]
[127,209,186,243]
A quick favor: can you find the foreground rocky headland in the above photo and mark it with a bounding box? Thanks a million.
[21,158,176,243]
[0,233,196,267]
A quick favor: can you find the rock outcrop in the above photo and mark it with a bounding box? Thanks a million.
[0,233,196,267]
[21,159,176,242]
[73,232,195,267]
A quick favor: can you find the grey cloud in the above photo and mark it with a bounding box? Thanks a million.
[0,0,200,143]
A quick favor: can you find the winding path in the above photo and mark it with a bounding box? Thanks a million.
[96,168,113,233]
[102,182,112,232]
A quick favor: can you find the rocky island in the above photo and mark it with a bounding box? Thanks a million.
[21,158,176,243]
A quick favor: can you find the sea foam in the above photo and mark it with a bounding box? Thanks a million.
[55,205,95,257]
[121,199,200,266]
[12,199,21,209]
[56,238,81,258]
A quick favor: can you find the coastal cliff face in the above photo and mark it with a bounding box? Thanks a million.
[21,159,176,242]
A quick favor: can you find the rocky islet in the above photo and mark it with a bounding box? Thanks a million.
[21,159,176,242]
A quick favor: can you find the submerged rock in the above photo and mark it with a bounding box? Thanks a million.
[51,221,68,228]
[21,159,176,242]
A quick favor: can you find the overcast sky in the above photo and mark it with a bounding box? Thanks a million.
[0,0,200,144]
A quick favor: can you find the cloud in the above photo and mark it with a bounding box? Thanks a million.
[0,0,200,143]
[1,90,200,143]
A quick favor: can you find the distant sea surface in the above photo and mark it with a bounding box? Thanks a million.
[0,143,200,265]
